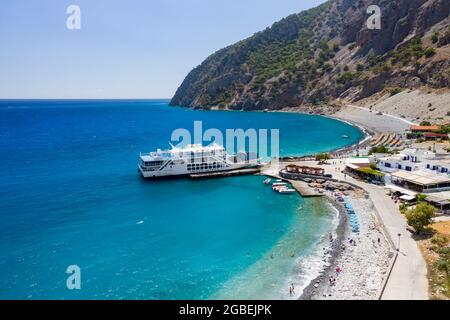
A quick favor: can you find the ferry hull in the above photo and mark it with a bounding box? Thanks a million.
[139,163,256,179]
[138,143,260,179]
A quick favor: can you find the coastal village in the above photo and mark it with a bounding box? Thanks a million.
[262,113,450,300]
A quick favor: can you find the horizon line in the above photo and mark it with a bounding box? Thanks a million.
[0,98,172,101]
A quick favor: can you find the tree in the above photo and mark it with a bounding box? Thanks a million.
[420,121,432,126]
[405,202,435,234]
[315,153,331,162]
[369,145,390,155]
[416,194,427,202]
[438,124,450,134]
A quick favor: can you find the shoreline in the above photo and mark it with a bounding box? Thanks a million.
[299,196,349,300]
[297,187,393,300]
[257,109,391,299]
[179,104,406,300]
[261,109,400,300]
[174,104,428,300]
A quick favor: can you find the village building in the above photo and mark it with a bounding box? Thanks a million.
[377,149,435,173]
[285,165,325,176]
[410,125,440,133]
[344,157,385,183]
[423,159,450,174]
[423,133,449,141]
[390,170,450,193]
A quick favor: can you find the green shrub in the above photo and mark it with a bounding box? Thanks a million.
[416,194,427,202]
[369,145,390,155]
[389,87,402,96]
[399,203,408,214]
[424,47,436,58]
[315,153,330,161]
[405,202,435,234]
[432,32,439,44]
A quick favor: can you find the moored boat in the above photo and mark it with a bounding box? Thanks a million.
[278,188,296,194]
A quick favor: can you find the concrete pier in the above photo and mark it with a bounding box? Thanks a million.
[260,169,324,198]
[290,180,324,198]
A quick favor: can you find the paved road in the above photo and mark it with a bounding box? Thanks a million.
[289,161,429,300]
[361,183,428,300]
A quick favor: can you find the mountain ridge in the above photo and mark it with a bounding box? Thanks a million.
[170,0,450,114]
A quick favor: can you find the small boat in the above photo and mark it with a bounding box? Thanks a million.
[272,183,287,191]
[278,188,297,194]
[342,135,350,139]
[263,178,271,185]
[272,182,287,187]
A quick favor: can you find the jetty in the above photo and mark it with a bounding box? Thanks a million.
[289,180,324,198]
[189,168,261,179]
[260,168,324,198]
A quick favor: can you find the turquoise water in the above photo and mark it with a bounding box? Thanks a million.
[0,100,362,299]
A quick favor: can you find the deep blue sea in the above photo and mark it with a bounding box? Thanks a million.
[0,100,363,300]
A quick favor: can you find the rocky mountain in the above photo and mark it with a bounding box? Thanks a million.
[170,0,450,112]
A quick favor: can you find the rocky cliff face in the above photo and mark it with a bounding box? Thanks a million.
[170,0,450,111]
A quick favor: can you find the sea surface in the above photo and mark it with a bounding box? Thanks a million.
[0,100,363,299]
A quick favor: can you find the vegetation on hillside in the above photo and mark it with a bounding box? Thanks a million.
[171,0,450,111]
[417,221,450,300]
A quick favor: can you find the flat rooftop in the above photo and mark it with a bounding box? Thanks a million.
[347,157,370,164]
[410,125,439,131]
[427,190,450,199]
[392,170,450,186]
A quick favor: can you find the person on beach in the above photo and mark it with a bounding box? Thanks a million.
[336,266,342,275]
[329,276,336,287]
[291,283,295,295]
[289,287,293,297]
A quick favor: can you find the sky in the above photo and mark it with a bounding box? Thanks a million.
[0,0,326,99]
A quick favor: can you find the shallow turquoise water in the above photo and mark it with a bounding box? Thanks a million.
[0,100,362,299]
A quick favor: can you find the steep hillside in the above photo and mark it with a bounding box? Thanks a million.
[170,0,450,112]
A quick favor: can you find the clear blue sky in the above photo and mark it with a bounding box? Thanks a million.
[0,0,326,99]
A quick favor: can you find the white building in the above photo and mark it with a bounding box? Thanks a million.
[377,149,436,173]
[423,159,450,175]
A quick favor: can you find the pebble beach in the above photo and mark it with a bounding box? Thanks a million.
[300,188,394,300]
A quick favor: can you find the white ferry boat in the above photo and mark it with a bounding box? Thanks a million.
[138,143,259,179]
